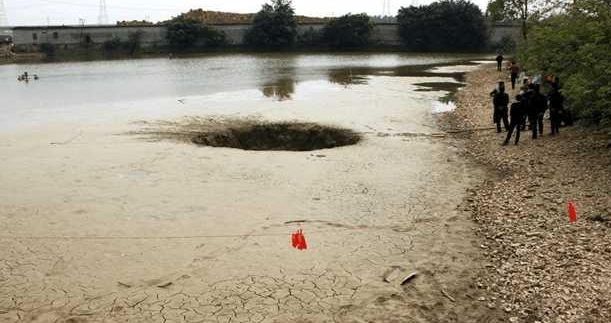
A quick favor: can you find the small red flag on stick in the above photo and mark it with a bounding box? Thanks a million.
[291,229,308,250]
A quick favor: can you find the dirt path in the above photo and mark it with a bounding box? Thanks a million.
[441,65,611,323]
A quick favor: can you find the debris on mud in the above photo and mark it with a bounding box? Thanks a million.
[130,117,361,151]
[400,272,418,285]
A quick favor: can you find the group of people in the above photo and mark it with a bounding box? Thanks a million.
[17,71,39,82]
[490,60,567,146]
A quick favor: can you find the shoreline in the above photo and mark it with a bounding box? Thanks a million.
[0,49,493,66]
[443,65,611,322]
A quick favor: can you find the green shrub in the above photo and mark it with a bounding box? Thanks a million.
[124,31,143,55]
[322,13,374,49]
[518,0,611,125]
[166,17,226,50]
[297,27,322,47]
[244,0,297,49]
[397,0,488,51]
[492,35,517,53]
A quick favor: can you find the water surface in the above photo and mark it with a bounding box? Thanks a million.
[0,53,487,130]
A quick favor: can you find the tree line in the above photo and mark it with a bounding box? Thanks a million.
[166,0,489,51]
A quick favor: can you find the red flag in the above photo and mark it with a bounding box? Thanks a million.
[291,229,308,250]
[291,231,299,248]
[568,201,578,223]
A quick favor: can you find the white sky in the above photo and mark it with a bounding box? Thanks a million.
[3,0,490,26]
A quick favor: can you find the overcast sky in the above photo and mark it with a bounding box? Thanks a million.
[4,0,490,26]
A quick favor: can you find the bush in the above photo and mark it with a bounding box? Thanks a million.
[39,43,55,57]
[297,27,322,47]
[322,13,374,49]
[518,0,611,125]
[103,37,122,52]
[123,31,143,55]
[492,35,517,53]
[397,0,488,51]
[166,17,226,50]
[244,0,297,49]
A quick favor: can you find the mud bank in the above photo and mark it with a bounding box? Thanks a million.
[441,65,611,323]
[0,59,504,322]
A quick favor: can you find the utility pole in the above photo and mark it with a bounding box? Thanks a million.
[0,0,8,26]
[98,0,109,25]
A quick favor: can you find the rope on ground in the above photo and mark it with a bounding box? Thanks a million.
[50,130,83,145]
[443,126,497,134]
[0,231,329,241]
[359,126,497,139]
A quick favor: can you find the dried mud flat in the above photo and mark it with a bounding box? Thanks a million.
[0,71,508,322]
[439,66,611,323]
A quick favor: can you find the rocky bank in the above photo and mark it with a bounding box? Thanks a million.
[441,65,611,323]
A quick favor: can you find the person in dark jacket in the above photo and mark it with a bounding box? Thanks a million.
[548,88,564,135]
[519,79,531,130]
[496,54,504,71]
[509,62,520,90]
[492,82,510,132]
[504,94,525,145]
[528,84,547,139]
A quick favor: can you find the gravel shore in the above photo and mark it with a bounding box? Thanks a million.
[441,65,611,323]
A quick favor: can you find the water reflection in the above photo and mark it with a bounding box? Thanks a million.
[328,68,369,86]
[261,78,296,101]
[413,81,465,103]
[257,56,298,101]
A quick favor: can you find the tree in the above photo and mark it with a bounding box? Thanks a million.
[124,30,143,55]
[244,0,297,49]
[397,0,488,51]
[519,0,611,125]
[486,0,521,21]
[322,13,374,49]
[166,17,226,50]
[103,37,122,52]
[486,0,572,39]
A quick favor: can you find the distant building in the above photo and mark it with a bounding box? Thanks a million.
[0,26,11,44]
[11,25,166,52]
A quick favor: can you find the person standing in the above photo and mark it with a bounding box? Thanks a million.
[510,62,521,90]
[504,94,525,145]
[493,82,510,133]
[548,88,564,135]
[496,54,504,72]
[519,79,532,130]
[528,84,547,139]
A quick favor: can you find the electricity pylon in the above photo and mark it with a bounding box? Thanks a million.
[0,0,8,26]
[98,0,109,25]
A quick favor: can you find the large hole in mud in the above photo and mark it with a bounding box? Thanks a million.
[131,118,361,151]
[192,123,360,151]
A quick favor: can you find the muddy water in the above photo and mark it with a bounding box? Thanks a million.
[0,54,494,322]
